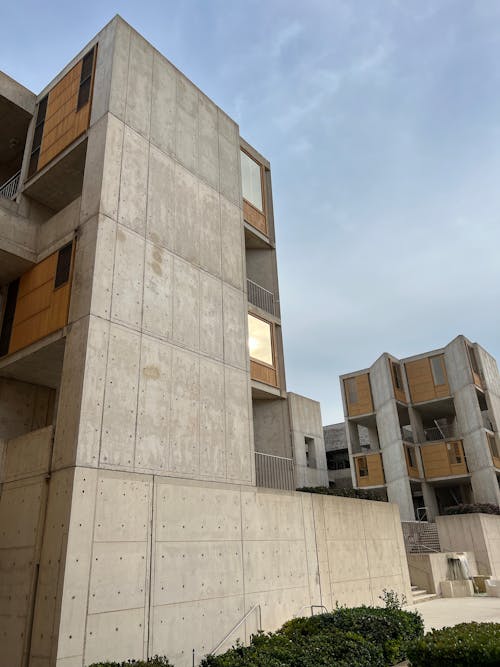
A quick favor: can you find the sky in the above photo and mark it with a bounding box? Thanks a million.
[3,1,500,424]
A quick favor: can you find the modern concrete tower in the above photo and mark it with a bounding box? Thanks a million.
[0,17,411,666]
[341,335,500,521]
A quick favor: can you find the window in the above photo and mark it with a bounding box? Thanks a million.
[430,356,446,386]
[241,150,263,211]
[447,442,462,465]
[488,433,499,460]
[305,436,316,468]
[406,445,417,469]
[54,242,73,288]
[357,456,368,477]
[248,314,273,366]
[467,344,480,376]
[345,377,358,404]
[28,95,48,177]
[77,47,95,110]
[392,361,403,391]
[0,279,20,357]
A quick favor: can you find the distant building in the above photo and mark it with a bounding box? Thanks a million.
[323,422,352,489]
[340,335,500,520]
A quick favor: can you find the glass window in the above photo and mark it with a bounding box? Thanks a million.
[248,314,273,366]
[358,456,368,477]
[430,356,446,386]
[488,433,499,459]
[241,150,263,211]
[467,344,480,375]
[392,362,403,390]
[406,445,416,469]
[345,377,358,404]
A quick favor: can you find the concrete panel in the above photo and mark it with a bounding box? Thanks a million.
[150,52,176,156]
[176,104,198,175]
[198,95,219,190]
[118,127,149,235]
[219,135,240,207]
[154,540,243,604]
[136,335,172,471]
[75,315,109,467]
[146,145,175,252]
[172,258,199,351]
[170,348,200,475]
[376,401,402,448]
[386,477,415,521]
[89,541,148,614]
[454,385,482,435]
[0,379,49,441]
[463,429,495,471]
[225,367,252,482]
[241,490,304,541]
[154,479,241,542]
[94,472,151,543]
[174,164,200,265]
[370,354,394,410]
[89,20,115,124]
[125,32,153,139]
[142,243,173,340]
[84,608,145,664]
[470,467,500,506]
[37,197,81,256]
[79,114,107,224]
[68,215,97,323]
[244,540,307,593]
[100,325,140,468]
[222,284,247,370]
[108,19,131,120]
[221,197,244,291]
[366,539,401,578]
[331,579,373,607]
[2,426,52,482]
[111,226,145,329]
[199,358,225,478]
[200,273,223,360]
[90,214,116,320]
[199,181,221,277]
[327,539,370,583]
[444,336,472,392]
[100,114,125,222]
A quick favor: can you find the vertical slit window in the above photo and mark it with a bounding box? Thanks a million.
[358,456,368,477]
[28,95,48,177]
[345,377,358,404]
[54,242,73,288]
[0,279,20,357]
[430,356,446,386]
[77,47,95,110]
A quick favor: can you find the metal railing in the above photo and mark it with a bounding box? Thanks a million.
[424,423,456,441]
[247,279,275,316]
[255,451,295,490]
[0,170,21,199]
[401,521,441,553]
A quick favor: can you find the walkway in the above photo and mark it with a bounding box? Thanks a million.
[412,595,500,630]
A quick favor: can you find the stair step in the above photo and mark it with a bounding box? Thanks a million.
[412,592,438,604]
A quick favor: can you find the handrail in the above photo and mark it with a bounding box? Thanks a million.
[247,279,275,316]
[0,170,21,199]
[209,604,262,656]
[294,604,328,618]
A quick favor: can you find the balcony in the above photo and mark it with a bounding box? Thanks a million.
[423,423,456,442]
[353,451,385,488]
[420,440,468,480]
[247,279,275,316]
[0,170,21,200]
[255,451,295,490]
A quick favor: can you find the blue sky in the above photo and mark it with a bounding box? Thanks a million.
[3,1,500,423]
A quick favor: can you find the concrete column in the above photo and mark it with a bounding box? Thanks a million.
[421,482,439,522]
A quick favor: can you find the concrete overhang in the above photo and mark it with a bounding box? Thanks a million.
[0,330,66,389]
[0,72,35,183]
[412,397,455,420]
[0,199,37,282]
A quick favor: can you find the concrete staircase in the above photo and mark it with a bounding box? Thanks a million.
[402,521,441,554]
[411,585,437,604]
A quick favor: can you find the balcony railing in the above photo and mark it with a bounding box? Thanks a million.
[255,451,295,490]
[424,423,456,441]
[0,170,21,200]
[247,279,276,316]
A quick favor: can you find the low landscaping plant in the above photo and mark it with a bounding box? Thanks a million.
[89,658,174,667]
[407,622,500,666]
[443,503,500,515]
[297,486,387,502]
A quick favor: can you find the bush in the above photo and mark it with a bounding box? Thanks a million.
[279,606,424,665]
[407,622,500,666]
[200,627,384,667]
[297,486,387,502]
[89,658,174,667]
[443,503,500,515]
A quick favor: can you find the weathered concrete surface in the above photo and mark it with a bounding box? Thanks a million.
[437,513,500,578]
[407,551,477,595]
[288,392,328,488]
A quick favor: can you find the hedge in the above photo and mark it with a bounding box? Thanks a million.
[89,658,174,667]
[407,622,500,666]
[297,486,387,502]
[443,503,500,515]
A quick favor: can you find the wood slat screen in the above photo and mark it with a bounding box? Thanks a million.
[250,360,278,387]
[405,355,450,403]
[355,453,385,487]
[420,441,468,479]
[344,373,374,417]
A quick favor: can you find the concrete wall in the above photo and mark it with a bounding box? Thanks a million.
[407,551,477,595]
[48,475,411,667]
[436,513,500,578]
[288,393,328,488]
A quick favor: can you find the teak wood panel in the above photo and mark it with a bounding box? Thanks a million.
[420,441,468,479]
[37,51,95,172]
[405,356,450,403]
[244,199,268,236]
[345,373,374,417]
[251,360,278,387]
[8,243,74,355]
[389,360,407,403]
[355,453,385,487]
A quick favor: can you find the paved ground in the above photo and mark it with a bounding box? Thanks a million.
[411,595,500,630]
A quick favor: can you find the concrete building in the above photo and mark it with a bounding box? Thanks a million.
[0,17,411,666]
[323,422,354,489]
[341,335,500,521]
[288,393,328,488]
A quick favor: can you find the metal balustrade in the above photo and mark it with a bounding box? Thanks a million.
[255,451,295,490]
[424,423,456,441]
[247,279,276,316]
[0,170,21,199]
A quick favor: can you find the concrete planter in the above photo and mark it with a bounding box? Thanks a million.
[436,513,500,577]
[440,579,474,597]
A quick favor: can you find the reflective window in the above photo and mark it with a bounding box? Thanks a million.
[241,150,263,211]
[248,314,273,365]
[430,356,446,386]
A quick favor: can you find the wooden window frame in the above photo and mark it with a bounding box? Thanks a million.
[430,355,447,387]
[357,456,368,477]
[248,312,276,370]
[241,148,265,212]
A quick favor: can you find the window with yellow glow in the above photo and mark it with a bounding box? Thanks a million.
[248,314,273,366]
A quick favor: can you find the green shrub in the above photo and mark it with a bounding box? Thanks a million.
[297,486,387,502]
[279,606,424,665]
[407,622,500,666]
[89,658,174,667]
[200,627,384,667]
[444,503,500,515]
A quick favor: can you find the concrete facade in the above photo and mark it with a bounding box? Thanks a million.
[288,393,328,488]
[340,336,500,521]
[0,17,411,666]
